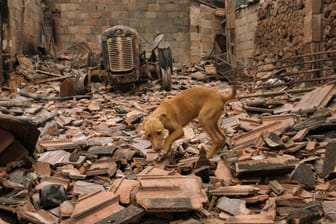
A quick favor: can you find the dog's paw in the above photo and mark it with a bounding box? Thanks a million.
[155,151,168,162]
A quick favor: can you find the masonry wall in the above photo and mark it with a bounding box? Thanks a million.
[190,3,223,63]
[323,0,336,51]
[235,4,258,66]
[1,0,43,85]
[253,1,306,65]
[7,0,43,55]
[47,0,194,65]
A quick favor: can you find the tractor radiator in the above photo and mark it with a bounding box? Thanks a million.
[106,36,135,72]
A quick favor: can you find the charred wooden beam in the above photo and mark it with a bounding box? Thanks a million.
[256,67,336,82]
[256,56,336,73]
[256,49,336,68]
[243,105,274,114]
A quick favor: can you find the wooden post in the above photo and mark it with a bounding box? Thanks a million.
[225,0,236,67]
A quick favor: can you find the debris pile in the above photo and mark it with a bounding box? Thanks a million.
[0,56,336,223]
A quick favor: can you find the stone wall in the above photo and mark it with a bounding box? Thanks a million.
[323,0,336,51]
[47,0,193,65]
[251,0,336,68]
[235,3,259,66]
[253,0,305,65]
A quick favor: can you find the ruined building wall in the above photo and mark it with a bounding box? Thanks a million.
[190,4,223,62]
[7,0,43,55]
[47,0,194,65]
[253,0,336,66]
[253,0,305,65]
[323,0,336,51]
[235,3,259,66]
[1,0,43,84]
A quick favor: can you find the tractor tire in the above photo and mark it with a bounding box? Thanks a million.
[160,67,172,91]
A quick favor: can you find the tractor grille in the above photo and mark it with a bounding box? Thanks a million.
[106,36,135,72]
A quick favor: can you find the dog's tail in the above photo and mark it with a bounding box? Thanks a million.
[221,85,237,102]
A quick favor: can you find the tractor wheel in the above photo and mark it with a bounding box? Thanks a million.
[160,67,172,91]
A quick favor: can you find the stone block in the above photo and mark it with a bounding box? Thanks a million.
[145,11,157,19]
[112,11,129,19]
[190,33,201,41]
[59,3,79,11]
[148,3,159,11]
[175,33,187,41]
[200,20,212,29]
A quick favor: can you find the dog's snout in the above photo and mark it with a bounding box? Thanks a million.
[152,141,162,151]
[153,146,162,152]
[150,137,164,151]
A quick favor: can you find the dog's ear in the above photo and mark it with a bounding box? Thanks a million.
[159,113,167,125]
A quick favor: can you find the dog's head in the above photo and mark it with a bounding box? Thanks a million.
[143,114,166,151]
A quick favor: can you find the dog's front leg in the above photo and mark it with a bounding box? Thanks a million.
[162,127,184,155]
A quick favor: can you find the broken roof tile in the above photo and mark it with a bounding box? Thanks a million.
[292,84,335,113]
[70,192,123,224]
[136,176,208,212]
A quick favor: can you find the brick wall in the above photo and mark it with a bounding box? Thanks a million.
[2,1,224,66]
[190,3,223,62]
[235,4,258,66]
[48,0,195,65]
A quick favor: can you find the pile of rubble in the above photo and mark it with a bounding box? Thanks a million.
[0,57,336,224]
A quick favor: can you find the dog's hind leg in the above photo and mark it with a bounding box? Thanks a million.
[201,123,221,158]
[198,118,223,158]
[214,124,226,149]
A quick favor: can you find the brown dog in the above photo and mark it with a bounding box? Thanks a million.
[143,85,237,159]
